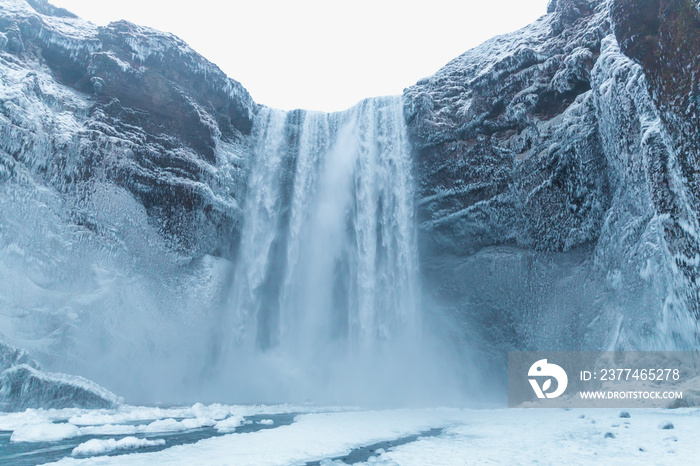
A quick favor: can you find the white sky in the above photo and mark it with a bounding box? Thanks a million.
[49,0,549,111]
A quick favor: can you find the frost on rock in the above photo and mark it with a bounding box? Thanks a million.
[608,0,700,330]
[404,0,700,355]
[0,342,117,412]
[0,364,119,411]
[0,341,40,373]
[0,0,255,405]
[590,33,700,348]
[405,0,609,255]
[0,0,254,257]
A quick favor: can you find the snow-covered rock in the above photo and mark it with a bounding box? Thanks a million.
[0,341,116,411]
[0,364,119,411]
[405,0,608,254]
[0,0,253,406]
[0,0,254,256]
[0,341,40,373]
[404,0,700,352]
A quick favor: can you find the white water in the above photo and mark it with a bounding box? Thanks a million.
[211,97,460,404]
[234,97,419,348]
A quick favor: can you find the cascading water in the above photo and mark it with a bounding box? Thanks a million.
[212,97,453,404]
[0,86,464,406]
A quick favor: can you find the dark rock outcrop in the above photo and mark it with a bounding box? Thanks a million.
[405,0,609,255]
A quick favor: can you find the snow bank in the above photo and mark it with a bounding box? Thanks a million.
[0,402,328,445]
[3,412,241,446]
[10,422,80,442]
[372,408,700,465]
[214,415,244,433]
[66,402,315,427]
[45,409,463,465]
[0,407,91,431]
[6,407,700,465]
[72,437,165,457]
[141,418,187,434]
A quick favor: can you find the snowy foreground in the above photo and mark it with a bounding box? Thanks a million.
[1,405,698,465]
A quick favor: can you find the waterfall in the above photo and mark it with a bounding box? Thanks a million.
[201,96,456,404]
[202,95,470,406]
[227,96,420,361]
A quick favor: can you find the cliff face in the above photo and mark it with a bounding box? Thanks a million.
[0,0,255,406]
[405,0,608,255]
[609,0,700,323]
[1,0,255,257]
[404,0,700,352]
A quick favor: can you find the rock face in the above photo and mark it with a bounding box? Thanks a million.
[609,0,700,323]
[405,0,608,255]
[404,0,700,352]
[0,0,255,256]
[0,0,253,406]
[0,364,119,411]
[0,342,118,411]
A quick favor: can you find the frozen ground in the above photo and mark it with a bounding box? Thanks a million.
[1,404,698,465]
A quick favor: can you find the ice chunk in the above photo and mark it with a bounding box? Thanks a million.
[72,436,165,457]
[214,415,244,433]
[10,422,80,442]
[142,418,187,433]
[78,424,139,436]
[141,417,216,433]
[181,417,216,429]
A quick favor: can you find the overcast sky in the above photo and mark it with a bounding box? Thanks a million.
[50,0,549,111]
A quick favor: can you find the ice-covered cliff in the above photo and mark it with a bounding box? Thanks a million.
[404,0,700,355]
[0,0,255,408]
[0,0,254,255]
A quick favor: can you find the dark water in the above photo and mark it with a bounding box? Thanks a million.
[306,428,444,465]
[0,413,297,466]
